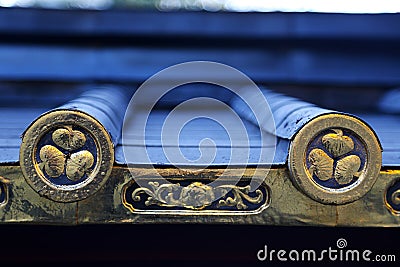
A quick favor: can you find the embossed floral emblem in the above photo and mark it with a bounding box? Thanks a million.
[38,126,94,181]
[308,129,362,185]
[179,182,215,210]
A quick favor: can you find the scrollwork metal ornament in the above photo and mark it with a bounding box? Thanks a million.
[288,114,382,205]
[20,110,114,202]
[123,179,270,214]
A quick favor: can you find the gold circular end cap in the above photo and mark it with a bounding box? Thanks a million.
[20,110,114,202]
[288,113,382,205]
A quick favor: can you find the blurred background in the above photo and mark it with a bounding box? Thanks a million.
[1,1,400,113]
[1,0,400,13]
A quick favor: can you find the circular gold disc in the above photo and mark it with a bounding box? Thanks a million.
[20,110,114,202]
[288,113,382,205]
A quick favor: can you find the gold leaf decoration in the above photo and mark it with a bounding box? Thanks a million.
[39,145,65,178]
[131,182,264,211]
[308,148,334,181]
[66,150,94,181]
[179,182,215,210]
[217,185,263,210]
[322,129,354,158]
[0,176,10,184]
[334,155,361,185]
[52,126,86,151]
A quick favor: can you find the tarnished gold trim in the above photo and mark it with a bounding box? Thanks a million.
[392,190,400,205]
[288,113,382,204]
[1,166,400,226]
[121,178,271,215]
[20,110,114,202]
[132,182,263,210]
[384,178,400,215]
[0,176,10,207]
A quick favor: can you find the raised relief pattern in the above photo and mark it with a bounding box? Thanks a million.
[38,126,95,182]
[308,129,362,186]
[124,180,270,213]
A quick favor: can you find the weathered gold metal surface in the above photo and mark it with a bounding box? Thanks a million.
[19,110,114,203]
[288,114,382,205]
[80,166,399,226]
[79,167,337,225]
[0,166,76,224]
[123,179,270,214]
[0,175,10,208]
[1,165,399,226]
[384,177,400,216]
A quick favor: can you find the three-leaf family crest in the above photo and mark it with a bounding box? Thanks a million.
[38,126,94,181]
[308,129,362,185]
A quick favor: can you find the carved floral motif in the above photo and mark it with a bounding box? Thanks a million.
[131,181,264,210]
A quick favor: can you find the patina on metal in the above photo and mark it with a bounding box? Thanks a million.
[20,110,114,202]
[288,113,382,205]
[3,85,397,226]
[385,178,400,215]
[0,176,10,207]
[122,178,270,214]
[1,165,400,226]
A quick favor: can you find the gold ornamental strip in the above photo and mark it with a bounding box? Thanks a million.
[1,165,399,226]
